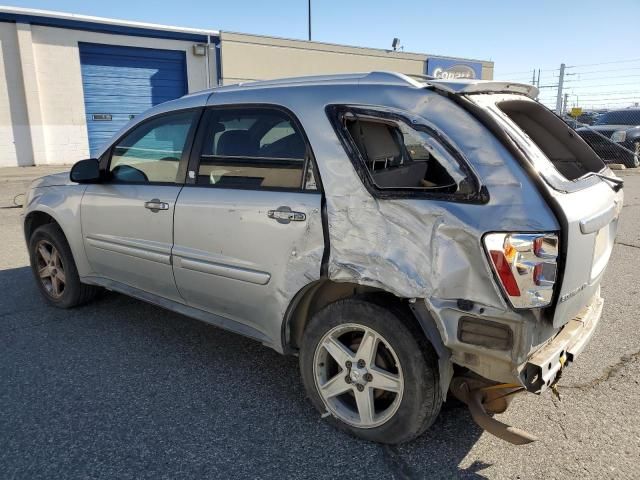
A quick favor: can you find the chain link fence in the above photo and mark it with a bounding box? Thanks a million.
[567,110,640,168]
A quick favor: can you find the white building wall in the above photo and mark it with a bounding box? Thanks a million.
[0,22,210,166]
[29,26,209,165]
[0,9,494,168]
[0,22,31,167]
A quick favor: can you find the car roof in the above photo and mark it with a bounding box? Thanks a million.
[116,71,537,158]
[182,71,539,99]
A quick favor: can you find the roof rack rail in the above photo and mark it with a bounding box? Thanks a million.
[404,73,436,81]
[210,71,539,98]
[215,71,428,90]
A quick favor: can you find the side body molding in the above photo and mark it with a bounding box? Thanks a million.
[172,254,271,285]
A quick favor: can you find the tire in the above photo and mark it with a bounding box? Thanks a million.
[28,223,99,308]
[299,298,442,444]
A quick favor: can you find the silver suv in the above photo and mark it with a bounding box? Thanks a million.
[23,72,622,445]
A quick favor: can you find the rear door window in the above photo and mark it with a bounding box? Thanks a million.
[195,108,315,190]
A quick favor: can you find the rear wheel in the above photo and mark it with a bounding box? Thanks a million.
[29,223,99,308]
[300,298,442,444]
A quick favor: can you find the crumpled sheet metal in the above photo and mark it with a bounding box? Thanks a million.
[302,88,558,312]
[326,198,500,307]
[312,89,559,312]
[202,84,560,350]
[276,211,325,323]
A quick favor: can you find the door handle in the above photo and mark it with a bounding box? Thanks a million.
[267,206,306,224]
[144,199,169,212]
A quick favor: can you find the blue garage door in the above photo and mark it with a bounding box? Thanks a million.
[79,43,188,156]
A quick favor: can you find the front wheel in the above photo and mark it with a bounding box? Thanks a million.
[28,223,99,308]
[299,298,442,444]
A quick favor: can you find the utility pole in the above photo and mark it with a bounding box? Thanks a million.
[308,0,311,41]
[563,93,569,115]
[555,63,566,114]
[531,69,536,85]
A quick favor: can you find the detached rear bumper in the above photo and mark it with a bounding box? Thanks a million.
[520,289,604,393]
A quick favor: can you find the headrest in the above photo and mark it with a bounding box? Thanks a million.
[349,121,401,161]
[217,130,258,157]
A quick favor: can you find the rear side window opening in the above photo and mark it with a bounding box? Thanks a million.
[328,106,484,202]
[497,100,604,181]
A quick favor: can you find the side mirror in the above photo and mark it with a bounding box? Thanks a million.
[70,158,101,183]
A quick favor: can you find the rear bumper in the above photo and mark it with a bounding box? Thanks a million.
[520,289,603,393]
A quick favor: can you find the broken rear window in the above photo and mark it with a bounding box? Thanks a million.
[497,100,604,181]
[330,107,479,200]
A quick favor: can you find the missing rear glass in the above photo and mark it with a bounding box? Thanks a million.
[343,115,472,194]
[498,100,603,181]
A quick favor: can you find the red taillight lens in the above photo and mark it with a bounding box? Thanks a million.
[489,250,521,296]
[484,233,559,308]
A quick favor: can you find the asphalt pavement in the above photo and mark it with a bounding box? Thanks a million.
[1,166,639,479]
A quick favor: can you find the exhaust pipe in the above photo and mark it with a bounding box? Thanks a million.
[450,377,537,445]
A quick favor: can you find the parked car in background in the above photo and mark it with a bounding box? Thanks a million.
[576,111,599,126]
[577,108,640,168]
[22,72,622,445]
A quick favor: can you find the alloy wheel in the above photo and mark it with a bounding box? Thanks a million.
[35,240,66,298]
[313,323,404,428]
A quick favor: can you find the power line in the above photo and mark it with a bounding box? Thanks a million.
[575,96,640,102]
[561,80,640,89]
[495,69,535,76]
[564,89,640,95]
[564,73,640,82]
[568,57,640,68]
[566,65,640,75]
[496,67,560,76]
[500,60,640,112]
[568,92,640,98]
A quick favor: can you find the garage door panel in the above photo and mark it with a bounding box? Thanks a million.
[81,65,186,81]
[83,85,184,100]
[79,42,187,156]
[82,77,186,88]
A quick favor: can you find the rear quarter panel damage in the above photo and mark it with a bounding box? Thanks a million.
[237,84,561,383]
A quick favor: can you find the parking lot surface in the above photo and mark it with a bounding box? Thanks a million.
[1,166,639,479]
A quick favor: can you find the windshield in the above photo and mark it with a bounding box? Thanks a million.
[595,110,640,126]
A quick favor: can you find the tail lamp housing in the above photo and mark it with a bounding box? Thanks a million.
[483,233,559,308]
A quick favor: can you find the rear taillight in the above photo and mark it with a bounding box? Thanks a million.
[483,233,558,308]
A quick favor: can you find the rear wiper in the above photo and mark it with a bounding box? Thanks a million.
[592,172,624,192]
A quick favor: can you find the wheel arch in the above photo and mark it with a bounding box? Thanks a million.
[23,202,92,278]
[282,279,453,400]
[24,210,59,242]
[281,280,389,354]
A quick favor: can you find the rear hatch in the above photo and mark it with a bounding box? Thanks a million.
[430,82,622,327]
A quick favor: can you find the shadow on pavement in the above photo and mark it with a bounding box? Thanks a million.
[0,266,488,479]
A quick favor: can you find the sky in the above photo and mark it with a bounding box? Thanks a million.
[4,0,640,109]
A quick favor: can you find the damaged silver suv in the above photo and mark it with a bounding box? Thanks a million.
[23,72,622,445]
